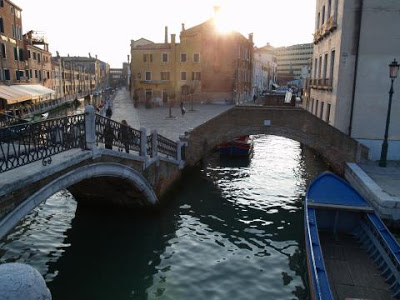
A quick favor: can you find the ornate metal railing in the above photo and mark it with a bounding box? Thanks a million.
[146,135,153,156]
[0,114,85,173]
[95,114,141,153]
[0,113,25,128]
[156,134,177,159]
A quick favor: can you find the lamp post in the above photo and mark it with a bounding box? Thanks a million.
[379,59,399,167]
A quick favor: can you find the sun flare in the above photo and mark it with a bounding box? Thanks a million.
[213,2,237,34]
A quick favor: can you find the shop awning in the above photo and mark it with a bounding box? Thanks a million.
[0,85,55,104]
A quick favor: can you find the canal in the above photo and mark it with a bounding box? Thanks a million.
[0,135,328,299]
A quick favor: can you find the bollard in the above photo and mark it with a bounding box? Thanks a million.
[84,105,96,150]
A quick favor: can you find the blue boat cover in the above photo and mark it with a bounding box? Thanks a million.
[307,172,370,208]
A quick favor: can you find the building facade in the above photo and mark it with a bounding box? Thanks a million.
[253,46,277,95]
[130,20,253,104]
[110,68,123,88]
[308,0,400,160]
[0,0,24,84]
[266,43,313,85]
[23,30,52,89]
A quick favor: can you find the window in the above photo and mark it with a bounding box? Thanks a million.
[0,18,3,33]
[0,1,3,7]
[145,71,151,81]
[143,54,153,62]
[19,48,23,61]
[330,50,335,82]
[47,71,50,79]
[13,47,17,60]
[320,102,324,119]
[314,58,318,78]
[15,70,23,80]
[181,72,187,81]
[322,6,325,25]
[323,53,328,79]
[35,69,38,78]
[318,56,322,78]
[33,52,36,60]
[28,50,31,58]
[326,103,331,123]
[25,70,29,79]
[310,98,314,112]
[160,71,170,81]
[11,24,15,39]
[37,53,40,63]
[181,53,187,63]
[29,69,32,78]
[192,72,201,80]
[162,53,168,63]
[39,70,42,81]
[327,0,332,18]
[317,12,320,29]
[315,100,319,115]
[193,53,200,63]
[0,43,5,58]
[4,68,10,80]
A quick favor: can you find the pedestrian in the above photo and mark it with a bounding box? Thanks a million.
[180,101,186,116]
[253,94,257,103]
[104,120,114,150]
[106,106,112,118]
[120,120,130,153]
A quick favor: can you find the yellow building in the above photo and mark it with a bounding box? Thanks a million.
[130,20,253,104]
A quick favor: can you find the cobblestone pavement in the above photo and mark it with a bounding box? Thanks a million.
[113,88,234,141]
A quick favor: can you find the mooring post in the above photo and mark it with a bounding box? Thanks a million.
[84,105,96,150]
[140,127,147,157]
[151,130,158,158]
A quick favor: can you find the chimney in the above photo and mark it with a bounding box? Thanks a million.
[181,23,185,31]
[165,26,168,43]
[171,34,176,45]
[248,33,253,43]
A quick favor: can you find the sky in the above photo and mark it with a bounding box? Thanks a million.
[15,0,316,68]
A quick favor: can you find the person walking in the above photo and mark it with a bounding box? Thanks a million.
[106,106,112,118]
[104,120,114,150]
[120,120,130,153]
[180,101,186,116]
[253,94,257,104]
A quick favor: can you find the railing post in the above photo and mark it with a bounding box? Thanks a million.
[140,127,147,157]
[84,105,96,150]
[176,140,183,161]
[151,130,158,158]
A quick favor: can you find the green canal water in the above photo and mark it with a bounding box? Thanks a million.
[0,135,329,299]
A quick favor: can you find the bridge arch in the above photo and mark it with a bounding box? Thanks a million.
[0,162,157,239]
[184,106,368,174]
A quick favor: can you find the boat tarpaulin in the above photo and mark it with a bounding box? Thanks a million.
[0,85,55,104]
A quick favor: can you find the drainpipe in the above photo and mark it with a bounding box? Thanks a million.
[348,0,364,136]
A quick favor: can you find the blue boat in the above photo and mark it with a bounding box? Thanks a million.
[305,172,400,300]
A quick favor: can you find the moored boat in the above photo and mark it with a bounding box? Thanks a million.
[217,135,253,156]
[305,172,400,300]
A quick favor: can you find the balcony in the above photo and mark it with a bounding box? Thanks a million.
[313,15,337,45]
[308,78,333,90]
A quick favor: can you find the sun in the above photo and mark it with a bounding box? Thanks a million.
[213,3,237,34]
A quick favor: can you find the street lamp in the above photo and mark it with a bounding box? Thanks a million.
[379,58,399,167]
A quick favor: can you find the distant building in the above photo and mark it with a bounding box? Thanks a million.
[110,68,123,88]
[23,30,52,89]
[253,46,277,95]
[130,18,253,104]
[308,0,400,160]
[265,43,313,85]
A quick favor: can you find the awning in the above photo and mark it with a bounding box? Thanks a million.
[0,85,55,104]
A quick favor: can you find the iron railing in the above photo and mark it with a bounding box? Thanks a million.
[156,134,177,159]
[95,114,141,153]
[0,114,85,173]
[146,135,153,156]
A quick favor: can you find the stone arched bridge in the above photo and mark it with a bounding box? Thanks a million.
[182,105,368,174]
[0,105,368,240]
[0,106,184,239]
